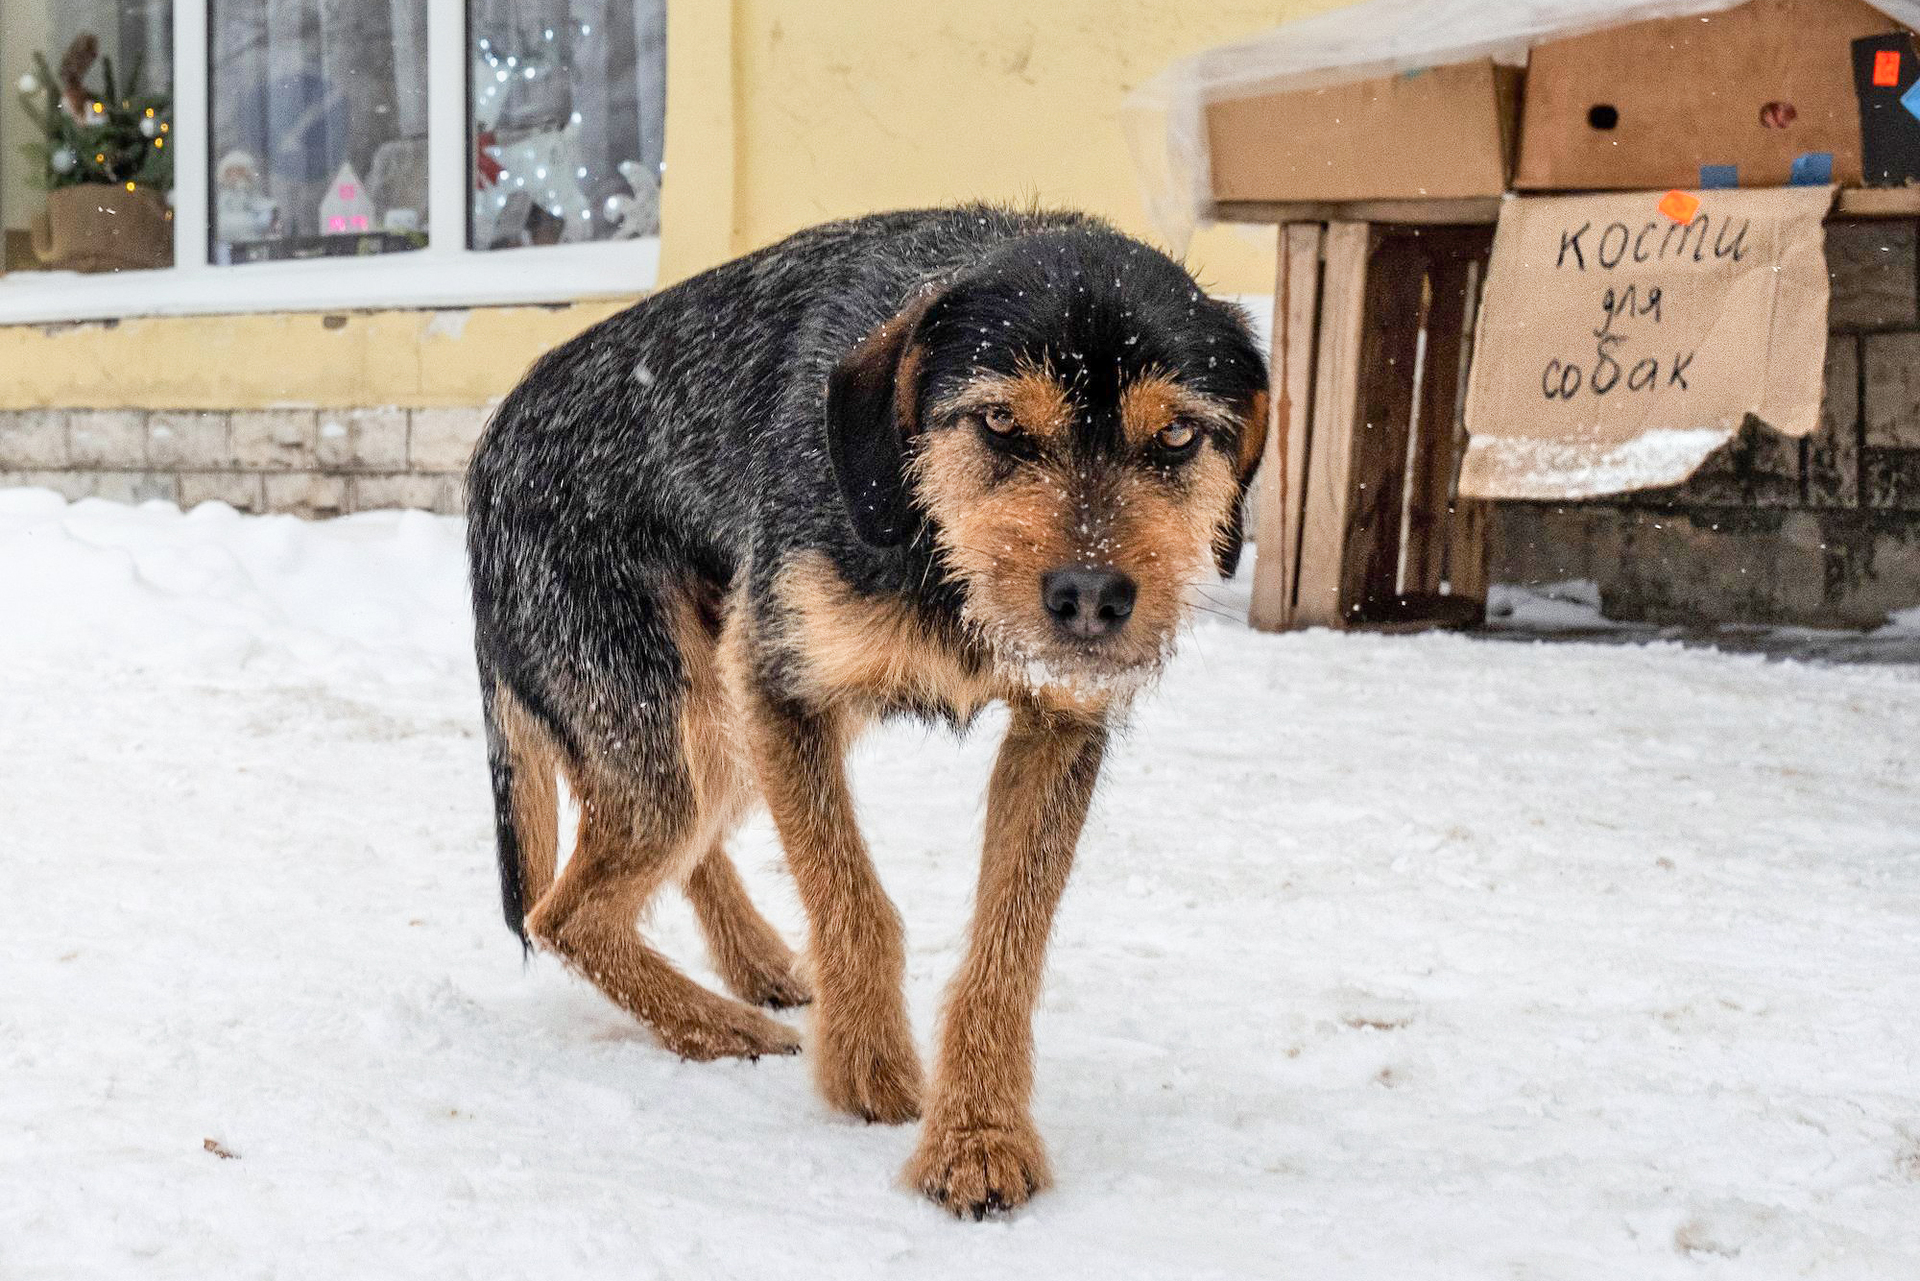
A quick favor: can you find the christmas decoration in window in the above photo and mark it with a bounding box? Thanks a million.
[469,0,665,250]
[209,0,429,265]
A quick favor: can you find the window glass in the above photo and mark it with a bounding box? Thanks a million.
[209,0,428,264]
[469,0,665,250]
[4,0,174,273]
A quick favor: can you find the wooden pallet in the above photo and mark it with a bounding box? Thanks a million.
[1214,187,1920,228]
[1248,221,1495,632]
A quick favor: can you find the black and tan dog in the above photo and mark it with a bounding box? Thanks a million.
[466,205,1266,1216]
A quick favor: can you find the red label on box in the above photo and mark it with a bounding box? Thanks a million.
[1657,189,1701,224]
[1874,48,1902,87]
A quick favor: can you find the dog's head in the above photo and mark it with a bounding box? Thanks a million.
[827,224,1268,690]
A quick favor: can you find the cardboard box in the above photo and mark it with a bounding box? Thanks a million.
[1515,0,1908,191]
[1205,60,1520,204]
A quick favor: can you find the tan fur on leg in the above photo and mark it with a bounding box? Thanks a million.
[527,784,800,1061]
[906,701,1106,1216]
[523,586,799,1062]
[733,680,924,1123]
[685,844,813,1009]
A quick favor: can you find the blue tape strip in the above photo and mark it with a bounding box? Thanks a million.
[1699,164,1739,189]
[1789,151,1834,185]
[1903,79,1920,123]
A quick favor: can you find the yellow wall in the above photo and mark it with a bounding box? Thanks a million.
[0,300,634,410]
[725,0,1340,295]
[4,0,1339,411]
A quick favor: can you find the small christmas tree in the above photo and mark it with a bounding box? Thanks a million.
[14,33,172,194]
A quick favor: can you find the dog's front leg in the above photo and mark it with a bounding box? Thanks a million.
[907,700,1107,1218]
[742,688,924,1123]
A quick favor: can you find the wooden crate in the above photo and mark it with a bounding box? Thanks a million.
[1249,221,1495,632]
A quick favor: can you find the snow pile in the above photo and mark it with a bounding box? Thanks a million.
[4,489,1919,1279]
[0,488,472,682]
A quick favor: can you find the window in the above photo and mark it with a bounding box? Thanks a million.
[0,0,665,323]
[471,0,665,249]
[210,0,430,264]
[3,1,175,272]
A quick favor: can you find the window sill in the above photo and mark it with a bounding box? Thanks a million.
[0,237,660,326]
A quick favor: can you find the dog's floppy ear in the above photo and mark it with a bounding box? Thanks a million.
[826,290,941,548]
[1212,390,1270,578]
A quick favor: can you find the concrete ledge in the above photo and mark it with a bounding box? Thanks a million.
[1491,503,1920,629]
[0,406,478,517]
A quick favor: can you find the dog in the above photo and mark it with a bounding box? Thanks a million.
[466,205,1267,1217]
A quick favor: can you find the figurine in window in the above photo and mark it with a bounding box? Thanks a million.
[319,162,374,235]
[215,149,280,243]
[602,159,660,240]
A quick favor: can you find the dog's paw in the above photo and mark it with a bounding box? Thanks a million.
[734,961,814,1011]
[905,1119,1050,1219]
[659,1001,802,1063]
[815,1017,923,1123]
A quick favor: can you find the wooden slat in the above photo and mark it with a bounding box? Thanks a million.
[1292,223,1372,629]
[1440,242,1493,608]
[1445,499,1490,603]
[1336,231,1429,621]
[1215,198,1502,227]
[1220,188,1920,227]
[1248,223,1323,632]
[1837,188,1920,218]
[1401,231,1494,597]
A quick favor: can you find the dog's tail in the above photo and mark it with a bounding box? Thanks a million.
[479,665,562,950]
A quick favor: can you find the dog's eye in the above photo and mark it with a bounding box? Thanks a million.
[1154,420,1199,453]
[982,405,1020,436]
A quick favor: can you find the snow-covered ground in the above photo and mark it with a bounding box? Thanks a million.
[4,487,1918,1280]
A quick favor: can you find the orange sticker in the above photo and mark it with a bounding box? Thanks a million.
[1874,48,1902,87]
[1657,190,1701,225]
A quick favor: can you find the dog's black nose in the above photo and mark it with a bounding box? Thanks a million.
[1042,568,1136,639]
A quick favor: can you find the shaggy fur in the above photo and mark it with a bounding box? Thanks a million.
[466,205,1267,1216]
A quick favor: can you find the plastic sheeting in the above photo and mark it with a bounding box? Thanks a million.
[1123,0,1920,248]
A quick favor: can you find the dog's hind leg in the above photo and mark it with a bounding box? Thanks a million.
[686,845,813,1009]
[527,772,801,1061]
[524,587,800,1062]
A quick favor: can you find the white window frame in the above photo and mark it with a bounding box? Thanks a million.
[0,0,661,325]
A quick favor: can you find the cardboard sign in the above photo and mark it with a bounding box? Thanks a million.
[1460,186,1835,499]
